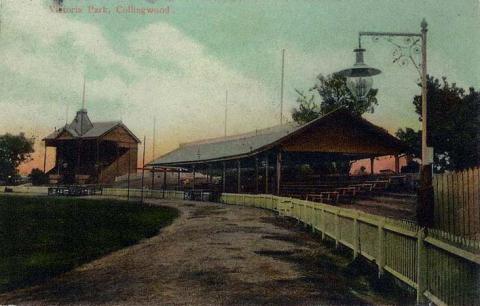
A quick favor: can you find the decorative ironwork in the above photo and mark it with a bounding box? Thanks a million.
[368,35,422,74]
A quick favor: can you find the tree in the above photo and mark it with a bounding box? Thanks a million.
[291,73,379,124]
[291,89,320,124]
[0,133,34,184]
[395,127,421,158]
[398,76,480,172]
[29,168,49,186]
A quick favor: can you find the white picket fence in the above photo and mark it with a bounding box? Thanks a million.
[2,186,478,305]
[220,193,480,306]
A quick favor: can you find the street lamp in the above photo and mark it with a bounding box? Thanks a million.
[337,46,381,101]
[336,19,434,229]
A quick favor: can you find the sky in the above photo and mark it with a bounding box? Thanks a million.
[0,0,479,174]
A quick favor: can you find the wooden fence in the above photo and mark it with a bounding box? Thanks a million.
[433,167,480,239]
[3,186,479,305]
[220,193,480,306]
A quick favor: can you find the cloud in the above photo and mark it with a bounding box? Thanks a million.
[0,1,280,170]
[121,22,280,143]
[4,1,467,174]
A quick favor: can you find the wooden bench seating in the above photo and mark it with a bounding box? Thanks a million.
[306,192,340,204]
[364,180,390,191]
[348,183,374,193]
[282,177,397,205]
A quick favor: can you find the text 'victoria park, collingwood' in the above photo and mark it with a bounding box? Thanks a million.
[49,4,173,16]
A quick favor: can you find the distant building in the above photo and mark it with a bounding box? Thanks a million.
[43,109,140,185]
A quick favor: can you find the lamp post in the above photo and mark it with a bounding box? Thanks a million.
[337,19,434,227]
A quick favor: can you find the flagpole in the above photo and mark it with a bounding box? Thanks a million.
[280,49,285,125]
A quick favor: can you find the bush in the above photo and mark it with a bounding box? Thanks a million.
[29,168,49,185]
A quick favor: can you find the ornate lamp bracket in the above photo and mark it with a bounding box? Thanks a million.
[359,32,423,76]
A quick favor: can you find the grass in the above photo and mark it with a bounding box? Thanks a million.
[0,195,178,293]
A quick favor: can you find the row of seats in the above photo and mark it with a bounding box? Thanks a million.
[281,176,410,205]
[305,180,390,204]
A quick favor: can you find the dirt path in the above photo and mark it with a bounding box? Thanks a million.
[0,200,408,305]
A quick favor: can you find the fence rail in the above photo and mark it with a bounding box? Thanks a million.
[433,166,480,239]
[2,186,479,305]
[220,193,480,306]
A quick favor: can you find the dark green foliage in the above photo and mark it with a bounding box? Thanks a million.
[395,128,421,158]
[0,196,178,292]
[399,76,480,172]
[29,168,49,186]
[313,74,378,116]
[0,133,34,184]
[291,89,320,125]
[292,74,378,124]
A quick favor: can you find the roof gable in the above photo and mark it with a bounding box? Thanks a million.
[100,124,141,143]
[149,108,407,166]
[280,110,407,155]
[43,109,140,143]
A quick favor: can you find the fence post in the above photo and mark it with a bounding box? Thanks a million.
[321,208,326,240]
[305,204,309,228]
[416,228,427,304]
[309,205,313,232]
[377,218,386,277]
[353,213,359,259]
[334,210,340,248]
[300,203,304,225]
[296,202,300,222]
[312,207,317,233]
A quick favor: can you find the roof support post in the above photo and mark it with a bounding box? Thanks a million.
[96,140,101,184]
[207,164,211,189]
[163,168,167,198]
[222,161,226,193]
[237,159,241,194]
[127,144,131,200]
[76,140,82,183]
[177,169,181,191]
[255,157,259,194]
[43,141,47,173]
[265,155,269,194]
[151,167,155,190]
[116,143,119,177]
[56,146,60,176]
[370,157,375,176]
[192,165,196,191]
[141,136,146,204]
[276,151,282,195]
[394,155,400,174]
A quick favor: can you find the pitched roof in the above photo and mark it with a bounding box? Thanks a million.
[149,108,407,166]
[44,109,140,143]
[151,123,298,165]
[69,109,93,135]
